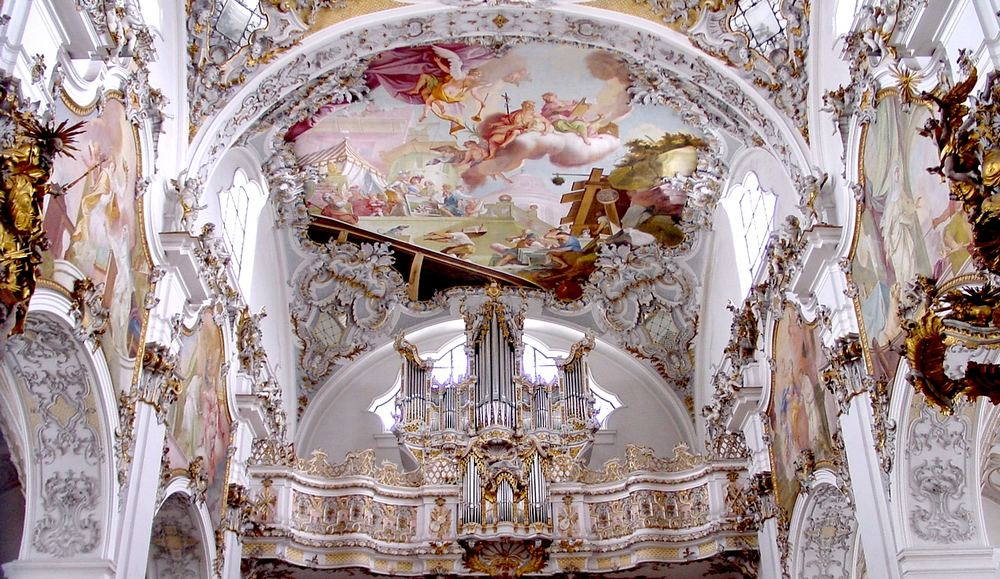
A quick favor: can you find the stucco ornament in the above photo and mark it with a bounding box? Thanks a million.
[32,470,101,557]
[291,241,405,388]
[6,316,103,465]
[796,485,856,579]
[149,494,206,579]
[905,403,976,543]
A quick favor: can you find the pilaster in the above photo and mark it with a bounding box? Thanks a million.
[840,389,901,579]
[822,334,902,579]
[112,342,179,578]
[113,401,166,579]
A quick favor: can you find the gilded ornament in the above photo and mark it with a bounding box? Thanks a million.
[903,276,1000,413]
[919,53,1000,276]
[0,75,84,341]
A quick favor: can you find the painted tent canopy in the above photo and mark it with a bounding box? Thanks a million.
[290,43,706,299]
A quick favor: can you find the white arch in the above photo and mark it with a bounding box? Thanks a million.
[0,287,119,569]
[148,484,215,579]
[787,474,858,579]
[297,316,695,465]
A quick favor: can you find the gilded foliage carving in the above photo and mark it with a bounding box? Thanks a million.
[0,75,84,342]
[574,443,707,484]
[901,55,1000,413]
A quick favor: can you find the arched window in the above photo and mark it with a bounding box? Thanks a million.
[522,340,559,384]
[220,169,265,289]
[369,337,467,430]
[429,338,468,385]
[723,171,777,294]
[368,334,622,430]
[834,0,860,37]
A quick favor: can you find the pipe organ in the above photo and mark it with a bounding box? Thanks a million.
[392,288,598,537]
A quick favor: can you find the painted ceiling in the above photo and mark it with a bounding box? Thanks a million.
[289,42,706,298]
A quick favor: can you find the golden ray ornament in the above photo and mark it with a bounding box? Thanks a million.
[0,74,84,343]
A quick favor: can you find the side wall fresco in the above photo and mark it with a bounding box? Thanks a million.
[45,97,152,392]
[850,94,972,382]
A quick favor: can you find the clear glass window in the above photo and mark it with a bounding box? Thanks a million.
[220,169,264,285]
[369,384,399,431]
[429,338,468,385]
[590,382,621,427]
[724,171,777,292]
[522,342,559,384]
[731,0,787,53]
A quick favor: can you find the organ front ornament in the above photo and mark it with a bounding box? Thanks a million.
[393,287,599,566]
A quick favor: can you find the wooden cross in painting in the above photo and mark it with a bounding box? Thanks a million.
[559,168,624,236]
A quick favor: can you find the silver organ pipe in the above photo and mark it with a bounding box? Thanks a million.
[471,312,519,430]
[395,305,599,539]
[529,453,546,524]
[462,457,482,525]
[560,359,591,422]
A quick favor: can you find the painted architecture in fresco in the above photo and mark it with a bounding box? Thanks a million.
[851,96,973,382]
[289,43,704,294]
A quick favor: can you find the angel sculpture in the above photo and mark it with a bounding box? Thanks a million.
[919,53,982,199]
[408,45,488,135]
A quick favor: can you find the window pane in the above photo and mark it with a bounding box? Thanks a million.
[727,171,776,287]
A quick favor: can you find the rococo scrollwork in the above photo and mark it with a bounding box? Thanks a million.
[903,275,1000,413]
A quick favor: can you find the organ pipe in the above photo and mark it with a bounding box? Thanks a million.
[394,300,600,536]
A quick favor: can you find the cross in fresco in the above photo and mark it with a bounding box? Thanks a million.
[559,168,623,236]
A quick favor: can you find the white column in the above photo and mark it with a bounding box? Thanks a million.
[220,420,254,579]
[113,400,167,579]
[741,412,782,579]
[839,391,902,579]
[756,517,783,579]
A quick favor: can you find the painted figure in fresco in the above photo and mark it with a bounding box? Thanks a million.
[429,140,490,168]
[173,311,228,491]
[64,143,120,267]
[364,44,494,132]
[424,230,478,259]
[543,228,582,270]
[482,100,552,158]
[319,186,359,224]
[406,46,488,133]
[540,92,603,144]
[490,230,543,267]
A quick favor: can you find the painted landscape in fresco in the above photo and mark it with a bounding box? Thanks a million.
[171,308,230,520]
[288,43,704,294]
[851,96,972,381]
[44,99,149,387]
[769,303,838,517]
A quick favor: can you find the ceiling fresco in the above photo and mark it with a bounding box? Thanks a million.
[288,42,706,298]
